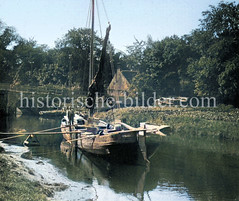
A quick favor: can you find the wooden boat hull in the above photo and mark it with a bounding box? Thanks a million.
[61,125,97,141]
[61,122,147,163]
[61,126,72,141]
[77,130,138,155]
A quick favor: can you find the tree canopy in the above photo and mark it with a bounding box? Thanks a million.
[123,1,239,106]
[0,1,238,106]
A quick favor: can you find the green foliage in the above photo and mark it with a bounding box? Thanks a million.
[0,1,238,106]
[12,39,50,86]
[128,35,196,99]
[0,20,18,82]
[96,106,239,140]
[123,38,146,71]
[122,1,239,107]
[55,28,96,90]
[188,1,239,106]
[0,25,114,91]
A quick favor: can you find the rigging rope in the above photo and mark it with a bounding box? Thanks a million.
[86,0,111,42]
[86,0,92,28]
[101,0,110,24]
[96,0,103,38]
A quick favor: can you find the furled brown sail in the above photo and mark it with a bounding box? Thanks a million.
[87,25,111,116]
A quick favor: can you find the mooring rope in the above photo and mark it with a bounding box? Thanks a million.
[0,134,25,141]
[32,126,62,133]
[0,126,62,135]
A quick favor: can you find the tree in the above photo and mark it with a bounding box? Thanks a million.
[188,1,239,106]
[0,20,18,82]
[12,39,49,86]
[122,38,146,71]
[130,36,196,98]
[55,28,108,91]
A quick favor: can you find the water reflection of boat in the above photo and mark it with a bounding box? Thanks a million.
[60,141,151,200]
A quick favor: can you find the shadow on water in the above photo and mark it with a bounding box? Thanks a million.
[2,115,239,200]
[0,116,12,132]
[147,136,239,201]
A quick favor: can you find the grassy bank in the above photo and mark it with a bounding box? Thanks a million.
[95,105,239,141]
[0,153,49,201]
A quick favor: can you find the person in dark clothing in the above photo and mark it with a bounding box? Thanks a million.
[68,108,74,125]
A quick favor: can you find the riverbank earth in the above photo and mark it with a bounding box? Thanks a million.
[0,143,97,201]
[0,147,52,201]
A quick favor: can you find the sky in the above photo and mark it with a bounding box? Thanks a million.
[0,0,235,52]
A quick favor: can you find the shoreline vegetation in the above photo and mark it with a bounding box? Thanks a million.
[0,153,51,201]
[95,105,239,141]
[0,105,239,200]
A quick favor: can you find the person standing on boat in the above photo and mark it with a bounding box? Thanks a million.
[68,107,74,125]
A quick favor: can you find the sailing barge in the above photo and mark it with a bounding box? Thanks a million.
[61,0,147,160]
[61,114,145,156]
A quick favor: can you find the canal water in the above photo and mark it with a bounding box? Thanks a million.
[1,115,239,201]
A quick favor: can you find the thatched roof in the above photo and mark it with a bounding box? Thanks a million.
[108,69,131,91]
[121,70,138,84]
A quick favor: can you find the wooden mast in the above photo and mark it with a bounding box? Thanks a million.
[87,0,111,116]
[89,0,95,87]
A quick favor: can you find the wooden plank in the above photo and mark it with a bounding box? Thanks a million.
[118,122,136,130]
[0,131,83,135]
[104,128,146,136]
